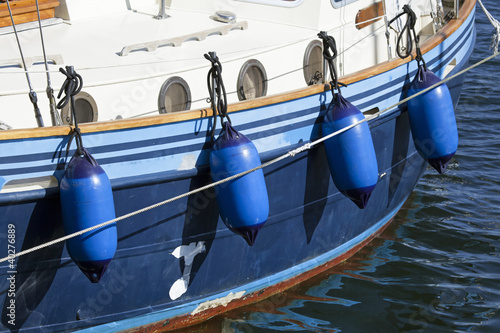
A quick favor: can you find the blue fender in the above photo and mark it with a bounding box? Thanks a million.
[210,122,269,246]
[60,148,117,283]
[322,94,378,209]
[408,65,458,174]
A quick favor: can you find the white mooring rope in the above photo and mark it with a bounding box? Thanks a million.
[478,0,500,52]
[2,8,500,263]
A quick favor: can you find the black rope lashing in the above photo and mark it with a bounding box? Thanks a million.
[65,127,84,156]
[33,0,61,126]
[388,5,427,69]
[57,66,84,155]
[318,31,347,101]
[204,52,231,140]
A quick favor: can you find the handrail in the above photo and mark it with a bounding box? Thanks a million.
[119,21,249,56]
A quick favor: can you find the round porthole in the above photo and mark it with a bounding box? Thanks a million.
[61,91,98,125]
[303,40,325,85]
[237,59,267,101]
[158,76,191,114]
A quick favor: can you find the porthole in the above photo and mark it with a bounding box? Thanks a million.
[303,40,325,85]
[158,76,191,114]
[237,59,268,101]
[61,91,98,125]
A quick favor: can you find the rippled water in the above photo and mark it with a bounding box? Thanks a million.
[177,2,500,332]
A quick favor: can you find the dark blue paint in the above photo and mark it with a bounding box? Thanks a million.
[344,185,377,210]
[0,114,428,331]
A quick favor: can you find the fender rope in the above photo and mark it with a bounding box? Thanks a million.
[205,51,231,141]
[5,0,44,127]
[388,4,427,69]
[57,66,85,155]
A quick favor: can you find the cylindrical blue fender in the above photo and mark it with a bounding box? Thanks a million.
[210,122,269,246]
[322,94,378,209]
[60,148,117,283]
[407,65,458,174]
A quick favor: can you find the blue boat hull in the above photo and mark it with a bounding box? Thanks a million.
[0,5,476,332]
[0,116,426,332]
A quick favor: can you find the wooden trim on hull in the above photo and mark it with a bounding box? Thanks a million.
[0,0,476,141]
[0,84,328,140]
[122,216,396,332]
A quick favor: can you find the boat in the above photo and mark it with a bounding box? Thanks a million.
[0,0,481,331]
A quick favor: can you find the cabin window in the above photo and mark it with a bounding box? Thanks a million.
[237,59,268,101]
[158,77,192,114]
[330,0,360,9]
[235,0,304,8]
[61,91,98,125]
[303,40,324,85]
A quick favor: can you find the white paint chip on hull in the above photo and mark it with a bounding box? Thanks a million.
[191,291,245,315]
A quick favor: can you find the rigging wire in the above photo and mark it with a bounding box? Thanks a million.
[382,0,393,60]
[5,0,44,127]
[34,0,62,126]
